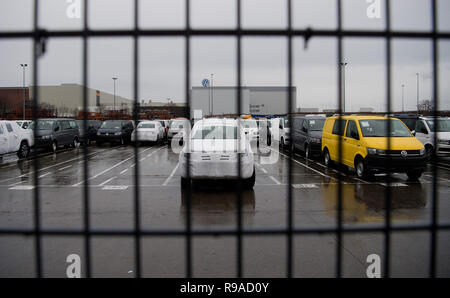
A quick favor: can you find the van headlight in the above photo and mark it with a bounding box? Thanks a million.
[420,148,425,155]
[114,132,122,135]
[367,147,386,155]
[41,135,51,140]
[311,138,321,143]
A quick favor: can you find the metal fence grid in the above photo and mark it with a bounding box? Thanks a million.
[0,0,449,278]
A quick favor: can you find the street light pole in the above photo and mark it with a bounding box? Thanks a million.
[401,84,405,112]
[416,73,419,114]
[340,62,347,113]
[112,77,118,112]
[211,73,214,116]
[20,64,28,120]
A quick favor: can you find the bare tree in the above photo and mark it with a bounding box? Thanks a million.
[417,99,434,113]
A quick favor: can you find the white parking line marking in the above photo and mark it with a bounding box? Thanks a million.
[139,157,145,162]
[38,172,51,178]
[9,180,27,187]
[315,162,327,168]
[58,165,71,171]
[99,176,117,186]
[9,185,35,190]
[163,163,180,186]
[120,169,129,175]
[379,182,409,187]
[72,147,153,186]
[276,149,338,181]
[0,149,109,184]
[269,175,281,185]
[292,183,319,189]
[425,174,450,182]
[102,185,128,190]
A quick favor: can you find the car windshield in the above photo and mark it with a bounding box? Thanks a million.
[359,119,412,137]
[308,119,325,131]
[241,120,257,128]
[426,119,450,132]
[170,121,185,129]
[138,123,156,129]
[29,120,54,130]
[100,121,122,129]
[192,125,238,139]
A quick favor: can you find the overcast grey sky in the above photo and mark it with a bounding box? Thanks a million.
[1,0,449,111]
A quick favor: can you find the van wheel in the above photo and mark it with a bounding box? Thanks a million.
[17,141,30,159]
[305,145,310,159]
[407,170,423,181]
[425,145,434,161]
[51,141,57,153]
[324,149,332,167]
[243,167,256,189]
[73,138,80,148]
[355,157,371,179]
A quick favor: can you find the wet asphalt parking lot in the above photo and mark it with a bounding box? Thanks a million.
[0,142,449,277]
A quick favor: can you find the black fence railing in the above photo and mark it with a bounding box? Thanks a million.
[0,0,449,278]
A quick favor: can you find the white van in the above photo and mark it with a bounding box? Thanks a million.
[412,117,450,159]
[269,117,290,148]
[0,120,34,158]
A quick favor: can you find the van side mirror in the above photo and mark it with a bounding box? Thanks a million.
[54,126,59,132]
[411,130,416,136]
[302,127,307,133]
[351,131,359,140]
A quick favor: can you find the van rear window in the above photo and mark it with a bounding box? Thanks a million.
[332,119,346,136]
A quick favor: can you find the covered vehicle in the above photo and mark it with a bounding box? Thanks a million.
[179,118,255,189]
[96,120,134,146]
[30,119,80,153]
[241,119,259,144]
[0,120,34,158]
[270,117,291,148]
[131,120,165,143]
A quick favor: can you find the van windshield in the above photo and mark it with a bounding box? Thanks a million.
[101,121,122,129]
[359,119,412,137]
[241,120,257,128]
[426,119,450,132]
[29,120,54,130]
[308,119,325,131]
[138,123,156,129]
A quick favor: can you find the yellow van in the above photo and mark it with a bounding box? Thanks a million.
[321,115,426,180]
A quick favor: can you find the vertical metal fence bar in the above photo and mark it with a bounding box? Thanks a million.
[336,0,343,278]
[185,0,192,278]
[236,0,243,278]
[430,0,439,278]
[286,0,293,278]
[384,0,392,278]
[32,0,42,278]
[132,0,142,278]
[82,0,91,278]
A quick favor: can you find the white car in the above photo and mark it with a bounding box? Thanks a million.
[241,119,259,142]
[270,117,291,148]
[412,116,450,159]
[131,121,164,143]
[16,120,32,129]
[179,118,255,189]
[168,118,190,144]
[0,120,34,159]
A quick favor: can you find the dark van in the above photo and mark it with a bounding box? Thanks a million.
[76,120,102,145]
[292,115,326,158]
[31,118,80,153]
[96,120,134,146]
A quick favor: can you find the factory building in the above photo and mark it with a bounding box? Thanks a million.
[191,86,297,118]
[29,83,133,116]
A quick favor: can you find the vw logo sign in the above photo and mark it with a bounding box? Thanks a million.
[201,78,210,87]
[401,150,408,158]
